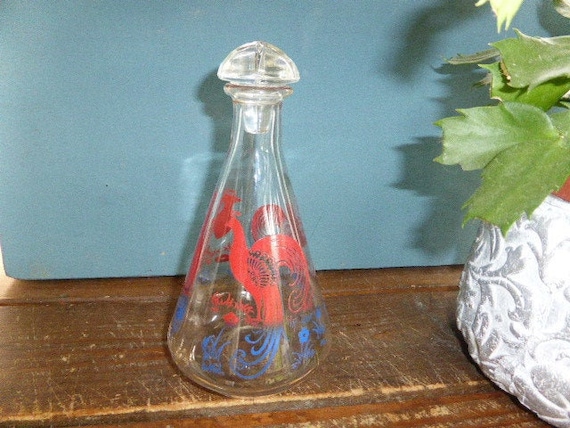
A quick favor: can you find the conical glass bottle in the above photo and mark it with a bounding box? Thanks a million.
[167,41,331,397]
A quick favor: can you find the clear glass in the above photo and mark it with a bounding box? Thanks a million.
[167,41,330,397]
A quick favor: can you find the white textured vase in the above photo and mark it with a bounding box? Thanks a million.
[458,195,570,427]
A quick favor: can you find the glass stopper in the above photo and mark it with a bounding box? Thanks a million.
[217,41,300,87]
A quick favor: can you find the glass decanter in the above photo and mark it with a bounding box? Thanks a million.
[167,41,331,397]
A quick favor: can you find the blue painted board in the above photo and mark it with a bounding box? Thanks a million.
[0,0,558,279]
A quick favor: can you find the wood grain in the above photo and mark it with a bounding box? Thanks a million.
[0,266,549,427]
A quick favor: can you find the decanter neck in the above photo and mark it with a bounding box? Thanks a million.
[224,84,291,134]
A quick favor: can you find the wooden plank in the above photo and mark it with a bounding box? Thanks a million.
[86,392,547,427]
[0,266,463,303]
[0,267,548,427]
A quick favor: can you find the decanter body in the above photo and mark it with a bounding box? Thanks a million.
[167,41,330,397]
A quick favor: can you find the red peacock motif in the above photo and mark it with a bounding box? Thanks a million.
[212,190,314,327]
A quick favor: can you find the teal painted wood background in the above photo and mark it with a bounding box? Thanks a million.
[0,0,562,279]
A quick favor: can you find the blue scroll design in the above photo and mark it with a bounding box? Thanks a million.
[292,306,327,369]
[200,306,327,379]
[201,328,231,375]
[230,326,284,380]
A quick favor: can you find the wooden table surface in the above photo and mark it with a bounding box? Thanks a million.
[0,262,550,427]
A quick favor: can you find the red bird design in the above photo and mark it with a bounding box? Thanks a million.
[213,190,313,327]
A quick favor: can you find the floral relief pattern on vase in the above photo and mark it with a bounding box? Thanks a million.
[458,195,570,428]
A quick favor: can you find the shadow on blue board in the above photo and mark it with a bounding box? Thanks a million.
[177,70,231,274]
[388,1,487,261]
[388,0,484,81]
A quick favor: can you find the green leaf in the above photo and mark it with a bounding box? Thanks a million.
[552,108,570,132]
[464,112,570,234]
[435,102,559,170]
[493,31,570,89]
[475,0,525,31]
[446,48,499,65]
[481,62,570,110]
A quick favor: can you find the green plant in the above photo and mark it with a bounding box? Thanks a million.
[436,0,570,234]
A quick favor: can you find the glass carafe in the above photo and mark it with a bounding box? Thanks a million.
[167,41,331,397]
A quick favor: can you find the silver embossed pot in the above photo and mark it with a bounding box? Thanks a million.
[458,187,570,427]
